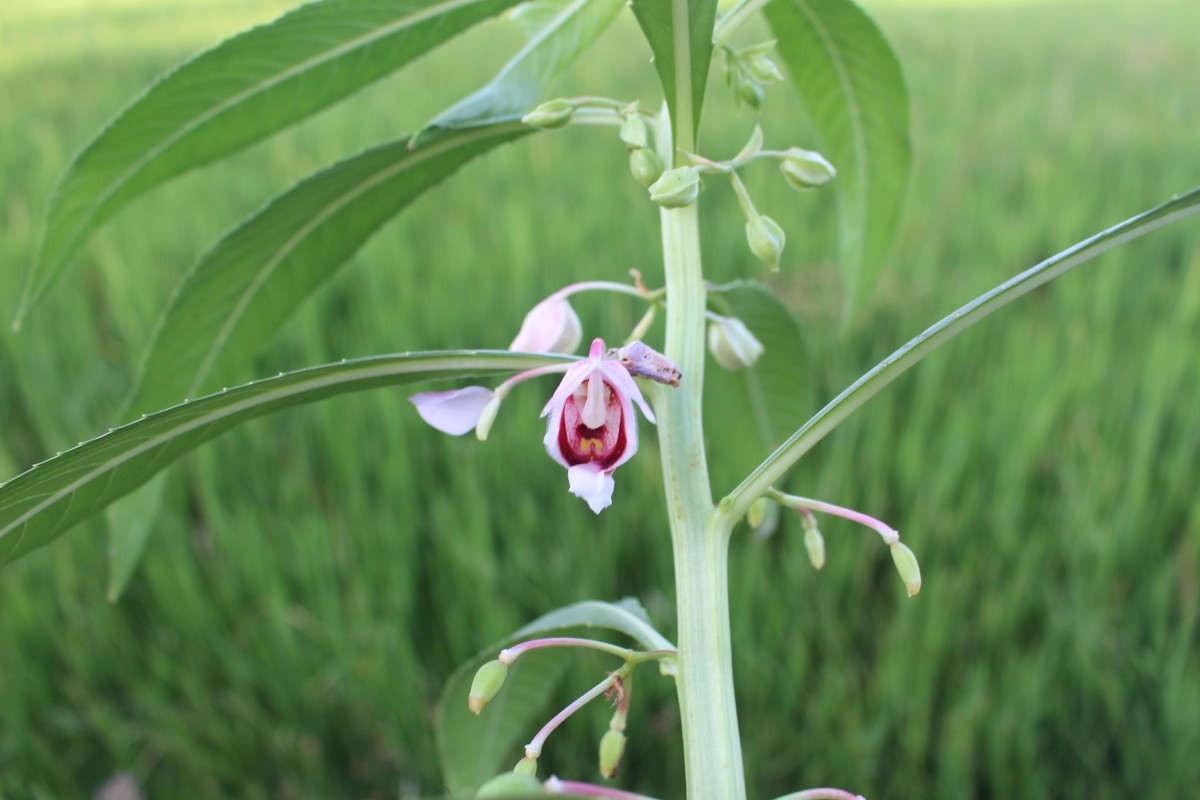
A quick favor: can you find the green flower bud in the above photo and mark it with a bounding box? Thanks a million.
[629,148,664,189]
[619,116,649,150]
[804,525,826,571]
[598,729,627,779]
[468,659,508,714]
[648,166,701,209]
[707,315,765,371]
[780,147,837,190]
[513,756,538,777]
[476,772,542,798]
[521,99,574,130]
[890,541,922,597]
[737,79,764,110]
[747,53,784,83]
[745,214,786,270]
[747,497,769,528]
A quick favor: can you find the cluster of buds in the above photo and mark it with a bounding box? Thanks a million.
[721,40,785,111]
[678,126,834,270]
[769,489,921,597]
[618,106,665,189]
[468,636,676,797]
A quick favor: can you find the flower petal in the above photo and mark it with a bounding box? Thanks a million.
[410,386,495,436]
[567,464,616,514]
[600,361,656,423]
[510,297,582,354]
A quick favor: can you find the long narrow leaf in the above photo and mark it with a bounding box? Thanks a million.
[19,0,524,323]
[129,125,530,417]
[720,187,1200,520]
[0,352,568,567]
[413,0,626,146]
[764,0,911,319]
[630,0,719,143]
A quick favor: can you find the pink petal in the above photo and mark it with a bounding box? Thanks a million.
[599,361,656,423]
[409,386,495,436]
[567,464,616,514]
[510,297,582,354]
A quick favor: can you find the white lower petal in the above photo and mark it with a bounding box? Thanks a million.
[567,465,615,514]
[410,386,495,436]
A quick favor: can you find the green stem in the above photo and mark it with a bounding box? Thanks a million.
[656,110,747,800]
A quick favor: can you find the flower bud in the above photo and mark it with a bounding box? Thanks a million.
[889,541,922,597]
[510,297,582,354]
[747,53,784,83]
[476,772,542,798]
[468,659,508,714]
[707,315,764,371]
[748,496,780,539]
[745,214,786,271]
[629,148,663,189]
[522,99,574,130]
[598,729,627,779]
[781,147,837,191]
[619,116,649,150]
[747,496,768,528]
[648,166,701,208]
[803,524,826,570]
[737,79,764,110]
[513,756,538,777]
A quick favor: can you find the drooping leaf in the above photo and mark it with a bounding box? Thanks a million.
[0,352,569,567]
[437,598,673,795]
[413,0,626,146]
[18,0,525,324]
[630,0,720,144]
[101,123,529,599]
[704,280,811,493]
[721,186,1200,520]
[764,0,912,319]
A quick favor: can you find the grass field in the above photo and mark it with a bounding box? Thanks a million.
[1,0,1199,797]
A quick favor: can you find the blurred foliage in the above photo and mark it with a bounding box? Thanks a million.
[0,0,1198,798]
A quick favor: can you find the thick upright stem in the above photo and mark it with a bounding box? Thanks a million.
[657,191,747,797]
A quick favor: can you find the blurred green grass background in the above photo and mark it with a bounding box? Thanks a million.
[1,0,1199,797]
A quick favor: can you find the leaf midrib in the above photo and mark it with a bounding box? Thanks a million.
[0,354,545,546]
[796,0,869,270]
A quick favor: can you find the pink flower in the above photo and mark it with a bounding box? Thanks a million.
[541,339,655,513]
[510,296,582,354]
[409,386,495,435]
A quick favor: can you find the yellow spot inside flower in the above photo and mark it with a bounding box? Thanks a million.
[578,437,602,454]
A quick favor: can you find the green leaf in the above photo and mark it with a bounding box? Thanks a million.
[0,352,569,567]
[413,0,627,146]
[720,186,1200,521]
[763,0,912,319]
[18,0,525,324]
[436,599,673,795]
[704,280,811,493]
[630,0,720,145]
[100,123,529,600]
